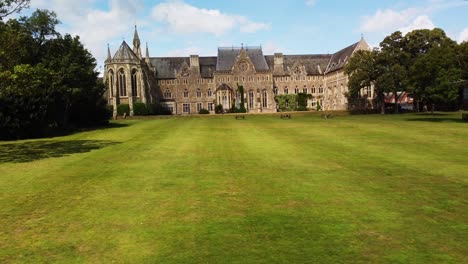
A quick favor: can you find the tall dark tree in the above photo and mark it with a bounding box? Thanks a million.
[378,31,410,113]
[405,29,460,111]
[0,9,110,140]
[0,18,33,70]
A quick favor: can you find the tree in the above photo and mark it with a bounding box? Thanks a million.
[20,9,60,64]
[404,29,460,112]
[0,18,34,70]
[0,9,110,139]
[378,31,410,113]
[344,49,384,113]
[408,42,461,112]
[457,41,468,83]
[0,64,57,139]
[0,0,29,20]
[404,28,458,111]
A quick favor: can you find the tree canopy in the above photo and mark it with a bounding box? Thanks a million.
[0,9,110,140]
[345,28,463,113]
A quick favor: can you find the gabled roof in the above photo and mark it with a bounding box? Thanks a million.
[113,41,139,61]
[216,47,269,71]
[325,41,359,74]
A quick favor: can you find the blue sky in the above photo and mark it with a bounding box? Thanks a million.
[11,0,468,73]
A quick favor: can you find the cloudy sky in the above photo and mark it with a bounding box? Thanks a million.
[9,0,468,73]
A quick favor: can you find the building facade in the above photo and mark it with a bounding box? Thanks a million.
[104,27,371,116]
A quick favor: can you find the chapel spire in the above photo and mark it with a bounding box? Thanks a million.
[133,25,142,59]
[145,42,151,65]
[106,44,111,62]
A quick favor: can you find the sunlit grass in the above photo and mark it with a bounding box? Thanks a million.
[0,112,467,263]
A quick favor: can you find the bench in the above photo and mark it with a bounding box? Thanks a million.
[280,114,291,119]
[235,115,245,120]
[321,114,333,119]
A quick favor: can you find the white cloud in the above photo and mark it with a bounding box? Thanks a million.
[305,0,317,7]
[151,0,269,35]
[360,7,423,33]
[360,1,468,34]
[458,27,468,43]
[399,15,435,34]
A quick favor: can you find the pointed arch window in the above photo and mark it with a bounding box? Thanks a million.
[248,90,255,109]
[108,70,114,97]
[207,89,212,97]
[118,69,127,97]
[131,69,138,97]
[164,89,172,99]
[196,88,202,98]
[183,89,189,98]
[262,90,268,108]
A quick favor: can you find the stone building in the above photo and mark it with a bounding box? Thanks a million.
[104,27,371,116]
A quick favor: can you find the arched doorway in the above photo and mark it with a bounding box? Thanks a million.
[216,83,233,111]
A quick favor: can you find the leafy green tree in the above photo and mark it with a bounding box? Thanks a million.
[0,9,110,139]
[457,41,468,83]
[404,28,458,111]
[0,0,29,20]
[408,42,461,112]
[0,64,57,139]
[344,49,384,113]
[378,31,411,113]
[0,19,33,70]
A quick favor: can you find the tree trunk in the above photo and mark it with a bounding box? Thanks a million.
[394,90,399,114]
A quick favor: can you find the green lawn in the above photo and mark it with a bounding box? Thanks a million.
[0,112,467,263]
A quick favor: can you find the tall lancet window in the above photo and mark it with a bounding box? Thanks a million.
[262,90,268,108]
[117,69,127,97]
[131,69,138,97]
[108,70,114,97]
[249,90,254,109]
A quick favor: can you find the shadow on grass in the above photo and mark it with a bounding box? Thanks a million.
[0,140,120,163]
[405,117,467,123]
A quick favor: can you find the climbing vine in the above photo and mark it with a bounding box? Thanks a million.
[275,93,312,112]
[275,94,298,112]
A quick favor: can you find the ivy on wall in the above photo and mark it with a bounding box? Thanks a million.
[275,93,312,112]
[275,94,298,112]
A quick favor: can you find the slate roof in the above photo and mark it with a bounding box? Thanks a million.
[216,47,269,71]
[150,56,217,79]
[325,41,359,74]
[265,54,332,76]
[113,41,139,61]
[148,40,363,79]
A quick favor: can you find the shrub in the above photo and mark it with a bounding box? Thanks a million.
[133,102,149,116]
[199,108,210,114]
[297,106,308,111]
[150,103,172,115]
[117,104,130,116]
[215,104,224,114]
